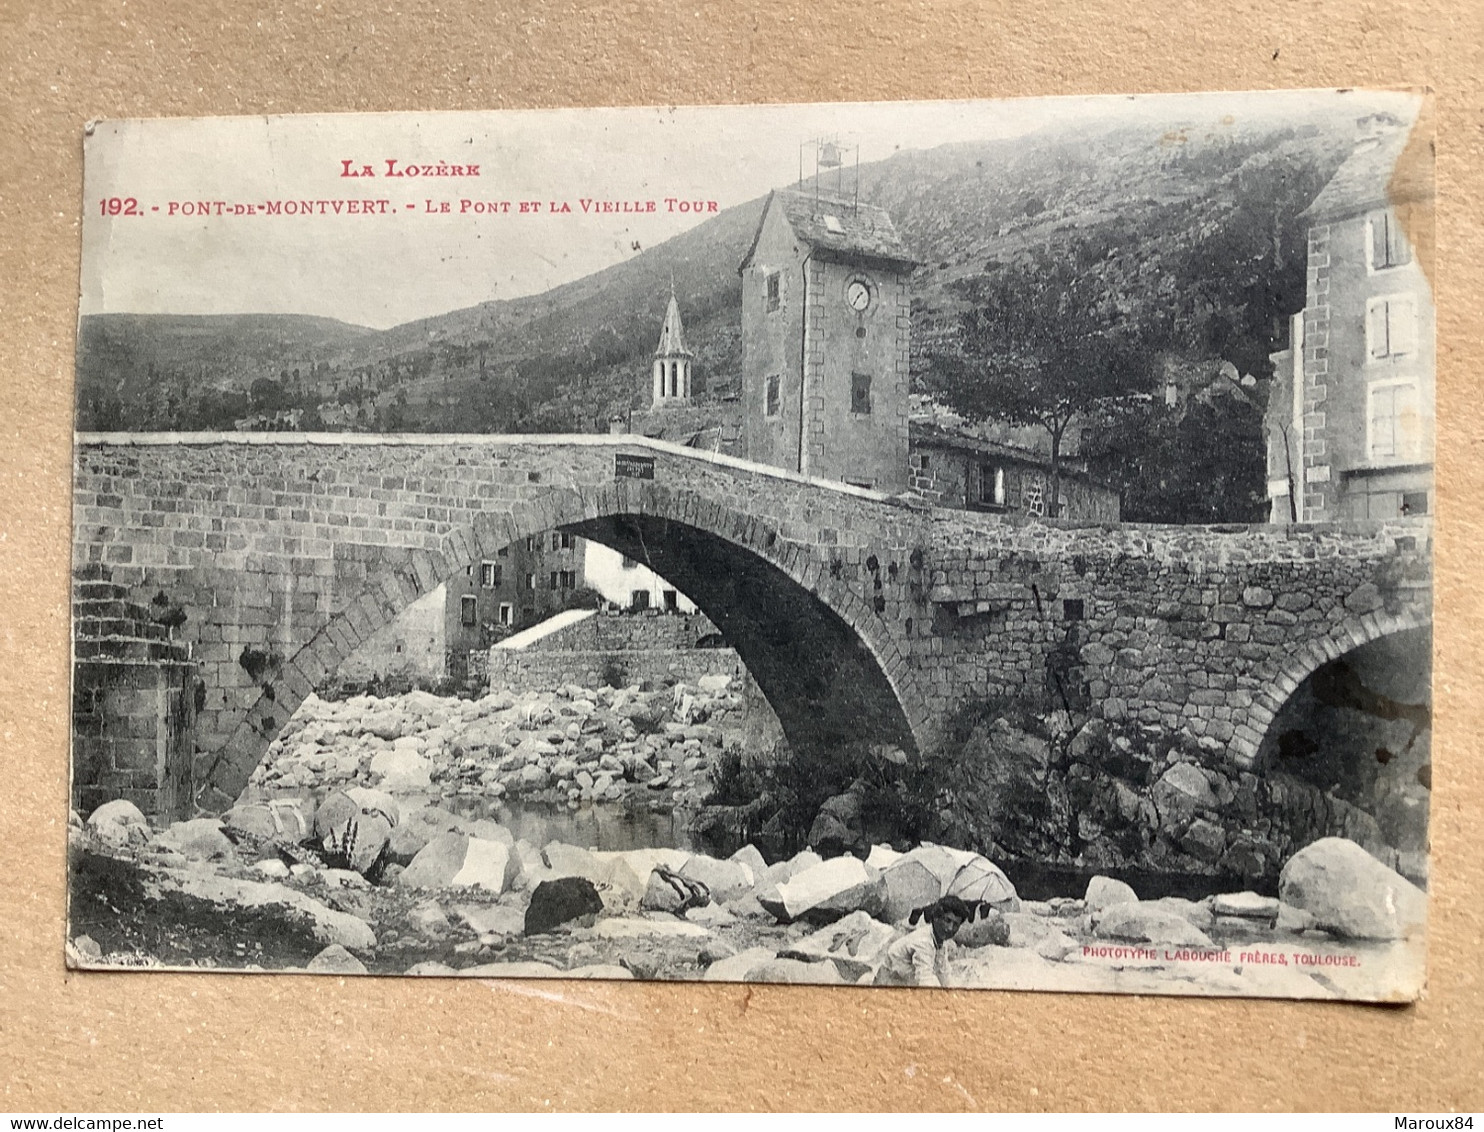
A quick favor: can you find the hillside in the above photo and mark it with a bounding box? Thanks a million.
[75,103,1394,435]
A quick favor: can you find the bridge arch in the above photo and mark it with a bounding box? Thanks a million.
[198,478,929,808]
[1235,606,1433,769]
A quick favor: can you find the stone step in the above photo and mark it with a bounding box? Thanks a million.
[73,636,191,664]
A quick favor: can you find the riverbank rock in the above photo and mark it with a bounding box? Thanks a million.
[387,806,468,865]
[156,819,236,862]
[1002,913,1078,961]
[525,877,604,935]
[780,910,902,981]
[679,855,752,902]
[757,857,886,925]
[223,800,312,842]
[306,944,368,975]
[702,946,778,982]
[1084,876,1138,913]
[1094,902,1214,947]
[1278,837,1426,940]
[396,832,519,893]
[1146,897,1215,931]
[1211,891,1280,922]
[746,957,845,985]
[314,789,398,875]
[954,907,1011,948]
[146,867,376,950]
[87,800,151,849]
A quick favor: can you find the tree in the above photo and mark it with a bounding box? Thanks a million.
[927,254,1149,518]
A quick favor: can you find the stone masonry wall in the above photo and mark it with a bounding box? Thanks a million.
[73,433,1432,806]
[486,645,748,696]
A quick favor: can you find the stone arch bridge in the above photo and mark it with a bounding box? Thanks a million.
[71,433,1432,814]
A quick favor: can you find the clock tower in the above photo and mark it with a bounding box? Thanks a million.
[737,186,917,492]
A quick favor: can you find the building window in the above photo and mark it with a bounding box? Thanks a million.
[914,454,929,471]
[480,562,501,588]
[524,573,535,590]
[1401,491,1429,516]
[1063,598,1085,621]
[851,371,872,415]
[550,532,561,551]
[1368,380,1422,461]
[561,532,575,550]
[497,546,509,557]
[765,374,781,418]
[560,570,576,589]
[1367,296,1418,359]
[460,596,477,626]
[1370,211,1412,270]
[621,555,637,570]
[631,590,651,611]
[549,571,559,591]
[765,271,780,313]
[498,602,513,626]
[980,464,1006,507]
[663,589,678,611]
[525,536,537,552]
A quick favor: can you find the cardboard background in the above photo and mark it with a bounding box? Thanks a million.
[2,0,1479,1112]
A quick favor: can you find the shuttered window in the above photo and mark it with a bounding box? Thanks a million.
[1367,296,1418,359]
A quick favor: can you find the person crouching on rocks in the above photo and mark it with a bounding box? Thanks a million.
[874,895,971,988]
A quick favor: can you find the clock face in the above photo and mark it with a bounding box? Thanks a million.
[846,280,871,312]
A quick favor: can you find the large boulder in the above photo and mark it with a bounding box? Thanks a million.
[306,944,368,975]
[155,818,236,862]
[727,844,768,882]
[807,787,865,857]
[702,946,779,982]
[1153,762,1217,835]
[757,857,887,925]
[395,832,519,893]
[369,747,433,791]
[387,806,468,865]
[1095,903,1214,947]
[542,842,608,886]
[1278,837,1427,940]
[1002,912,1078,961]
[679,855,753,903]
[146,868,375,949]
[779,910,902,981]
[314,789,398,875]
[524,876,604,935]
[880,859,943,924]
[87,799,151,849]
[1084,875,1138,913]
[746,957,845,985]
[223,800,313,842]
[954,907,1010,948]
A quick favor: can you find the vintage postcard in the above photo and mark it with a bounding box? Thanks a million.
[69,91,1433,999]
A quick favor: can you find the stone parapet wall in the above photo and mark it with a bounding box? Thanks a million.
[486,645,748,696]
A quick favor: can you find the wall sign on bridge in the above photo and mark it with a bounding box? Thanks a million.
[614,453,656,480]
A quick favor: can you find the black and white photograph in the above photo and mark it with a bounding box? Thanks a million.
[69,91,1433,999]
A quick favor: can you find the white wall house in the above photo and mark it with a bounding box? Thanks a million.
[583,542,698,613]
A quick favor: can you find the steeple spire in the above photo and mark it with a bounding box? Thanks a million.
[652,280,694,404]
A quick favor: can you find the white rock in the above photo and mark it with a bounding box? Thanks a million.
[306,944,368,975]
[1279,837,1427,940]
[593,917,712,939]
[1084,875,1139,912]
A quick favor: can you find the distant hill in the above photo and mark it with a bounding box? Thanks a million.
[75,103,1395,434]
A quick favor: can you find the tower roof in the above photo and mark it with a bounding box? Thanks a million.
[739,189,919,274]
[654,290,693,358]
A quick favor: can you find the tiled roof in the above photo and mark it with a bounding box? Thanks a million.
[1302,129,1431,221]
[741,189,918,272]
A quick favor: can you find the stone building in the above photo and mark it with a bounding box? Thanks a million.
[738,189,918,492]
[908,421,1121,521]
[1266,123,1434,523]
[442,530,588,677]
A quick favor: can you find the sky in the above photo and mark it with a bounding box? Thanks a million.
[79,89,1423,329]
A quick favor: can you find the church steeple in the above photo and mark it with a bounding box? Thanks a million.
[652,281,694,405]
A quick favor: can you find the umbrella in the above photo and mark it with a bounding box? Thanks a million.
[945,854,1018,908]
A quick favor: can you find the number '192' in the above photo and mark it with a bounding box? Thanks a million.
[99,197,141,216]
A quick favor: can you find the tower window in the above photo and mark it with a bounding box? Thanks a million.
[1370,211,1412,270]
[765,374,781,418]
[480,562,502,588]
[851,371,872,415]
[765,271,781,313]
[460,596,477,626]
[1367,296,1418,359]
